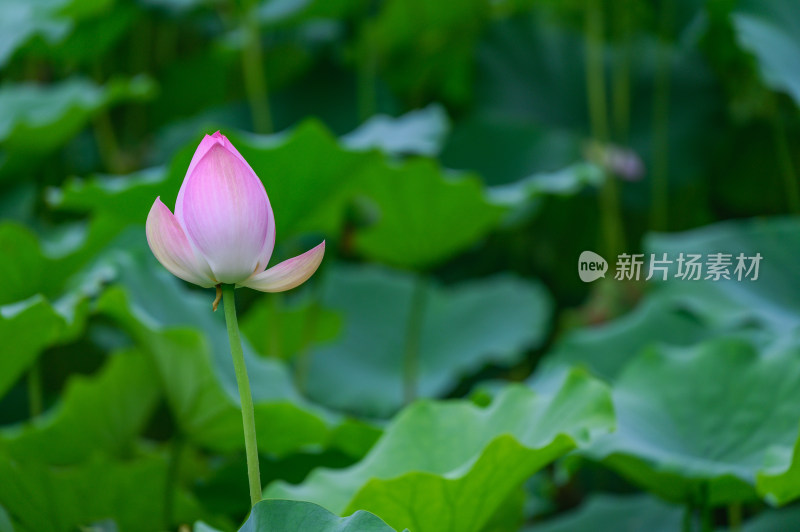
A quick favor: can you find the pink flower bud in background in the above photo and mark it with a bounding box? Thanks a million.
[604,145,645,182]
[583,140,645,182]
[146,131,324,291]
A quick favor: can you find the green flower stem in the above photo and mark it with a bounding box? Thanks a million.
[27,360,42,418]
[612,0,631,141]
[403,276,428,405]
[357,46,377,121]
[91,61,125,173]
[357,5,377,122]
[701,505,712,532]
[222,284,263,507]
[584,0,625,258]
[240,0,273,134]
[163,435,184,528]
[127,16,152,143]
[650,0,673,231]
[92,110,123,173]
[700,484,712,532]
[584,0,609,143]
[683,504,694,532]
[773,110,800,214]
[728,503,742,531]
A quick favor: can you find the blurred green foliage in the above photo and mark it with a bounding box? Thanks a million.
[1,0,800,530]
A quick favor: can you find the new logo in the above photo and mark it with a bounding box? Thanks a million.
[578,251,608,282]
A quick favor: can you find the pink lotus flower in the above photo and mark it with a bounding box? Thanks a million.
[146,131,325,292]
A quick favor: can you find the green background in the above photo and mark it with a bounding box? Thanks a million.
[1,0,800,530]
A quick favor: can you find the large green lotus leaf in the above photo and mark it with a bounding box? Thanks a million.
[756,425,800,505]
[645,216,800,333]
[523,494,683,532]
[586,337,800,506]
[241,295,342,361]
[535,293,714,384]
[0,293,90,401]
[0,217,151,403]
[95,236,308,404]
[303,263,552,417]
[92,233,379,458]
[0,218,137,306]
[0,504,12,532]
[98,290,327,456]
[352,159,504,269]
[0,221,117,400]
[47,166,169,224]
[341,104,450,158]
[733,0,800,105]
[489,163,604,206]
[0,348,160,466]
[0,76,154,177]
[0,224,52,306]
[0,297,64,400]
[0,0,112,67]
[0,216,149,410]
[488,163,607,225]
[540,216,800,384]
[0,453,216,532]
[195,499,398,532]
[138,0,212,13]
[266,370,614,532]
[739,505,800,531]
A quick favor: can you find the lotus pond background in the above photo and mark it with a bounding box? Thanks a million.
[2,0,800,530]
